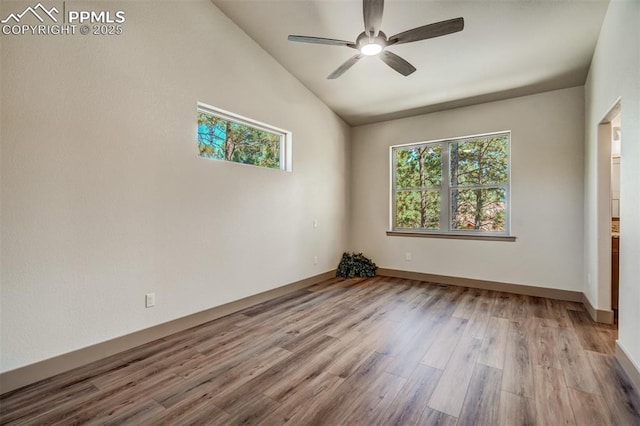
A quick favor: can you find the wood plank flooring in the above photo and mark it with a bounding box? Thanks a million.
[2,276,640,425]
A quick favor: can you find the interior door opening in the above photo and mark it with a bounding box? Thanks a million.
[597,100,621,325]
[610,114,621,323]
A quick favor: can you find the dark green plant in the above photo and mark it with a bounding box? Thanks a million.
[336,252,377,278]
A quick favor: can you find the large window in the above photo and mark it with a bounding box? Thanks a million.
[391,132,510,236]
[197,103,291,171]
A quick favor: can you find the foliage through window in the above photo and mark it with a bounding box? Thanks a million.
[197,104,290,171]
[392,132,510,235]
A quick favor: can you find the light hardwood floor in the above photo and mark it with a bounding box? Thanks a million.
[2,276,640,425]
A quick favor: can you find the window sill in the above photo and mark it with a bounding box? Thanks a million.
[386,231,516,242]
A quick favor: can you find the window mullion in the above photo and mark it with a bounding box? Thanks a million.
[453,183,506,190]
[391,148,397,230]
[440,142,450,232]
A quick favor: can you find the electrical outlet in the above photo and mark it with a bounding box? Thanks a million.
[313,219,318,228]
[145,293,155,308]
[405,252,412,261]
[313,255,318,265]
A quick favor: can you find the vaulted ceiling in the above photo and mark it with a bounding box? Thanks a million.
[211,0,609,126]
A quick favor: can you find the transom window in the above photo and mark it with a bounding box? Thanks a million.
[197,103,291,171]
[391,132,510,235]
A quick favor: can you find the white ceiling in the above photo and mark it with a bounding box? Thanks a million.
[211,0,609,126]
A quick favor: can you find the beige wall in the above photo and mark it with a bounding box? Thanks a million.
[351,87,585,291]
[0,1,350,372]
[584,0,640,372]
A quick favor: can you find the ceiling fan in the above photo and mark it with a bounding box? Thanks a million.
[287,0,464,79]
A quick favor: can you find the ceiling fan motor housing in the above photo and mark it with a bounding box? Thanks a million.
[356,31,388,55]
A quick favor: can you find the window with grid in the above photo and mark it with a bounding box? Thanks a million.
[391,132,510,235]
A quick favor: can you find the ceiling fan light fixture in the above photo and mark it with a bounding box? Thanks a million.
[356,31,387,56]
[287,0,465,79]
[360,42,383,56]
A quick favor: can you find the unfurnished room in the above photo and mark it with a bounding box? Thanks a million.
[1,0,639,424]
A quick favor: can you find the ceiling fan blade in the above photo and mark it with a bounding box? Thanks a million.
[388,17,464,46]
[328,54,364,79]
[288,35,356,48]
[363,0,384,37]
[379,51,416,76]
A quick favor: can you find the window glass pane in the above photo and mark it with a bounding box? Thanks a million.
[198,111,281,169]
[450,136,508,186]
[451,188,506,231]
[395,145,442,189]
[395,190,440,229]
[198,112,226,160]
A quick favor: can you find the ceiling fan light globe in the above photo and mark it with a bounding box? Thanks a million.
[361,43,383,56]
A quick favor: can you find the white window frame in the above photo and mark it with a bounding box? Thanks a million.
[390,131,511,237]
[197,102,292,172]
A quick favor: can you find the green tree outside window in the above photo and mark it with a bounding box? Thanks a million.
[198,111,282,170]
[393,133,509,234]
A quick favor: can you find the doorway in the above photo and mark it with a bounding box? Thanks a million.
[598,100,621,324]
[610,114,621,322]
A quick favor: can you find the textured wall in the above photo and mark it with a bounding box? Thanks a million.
[0,1,350,372]
[584,0,640,371]
[351,87,585,291]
